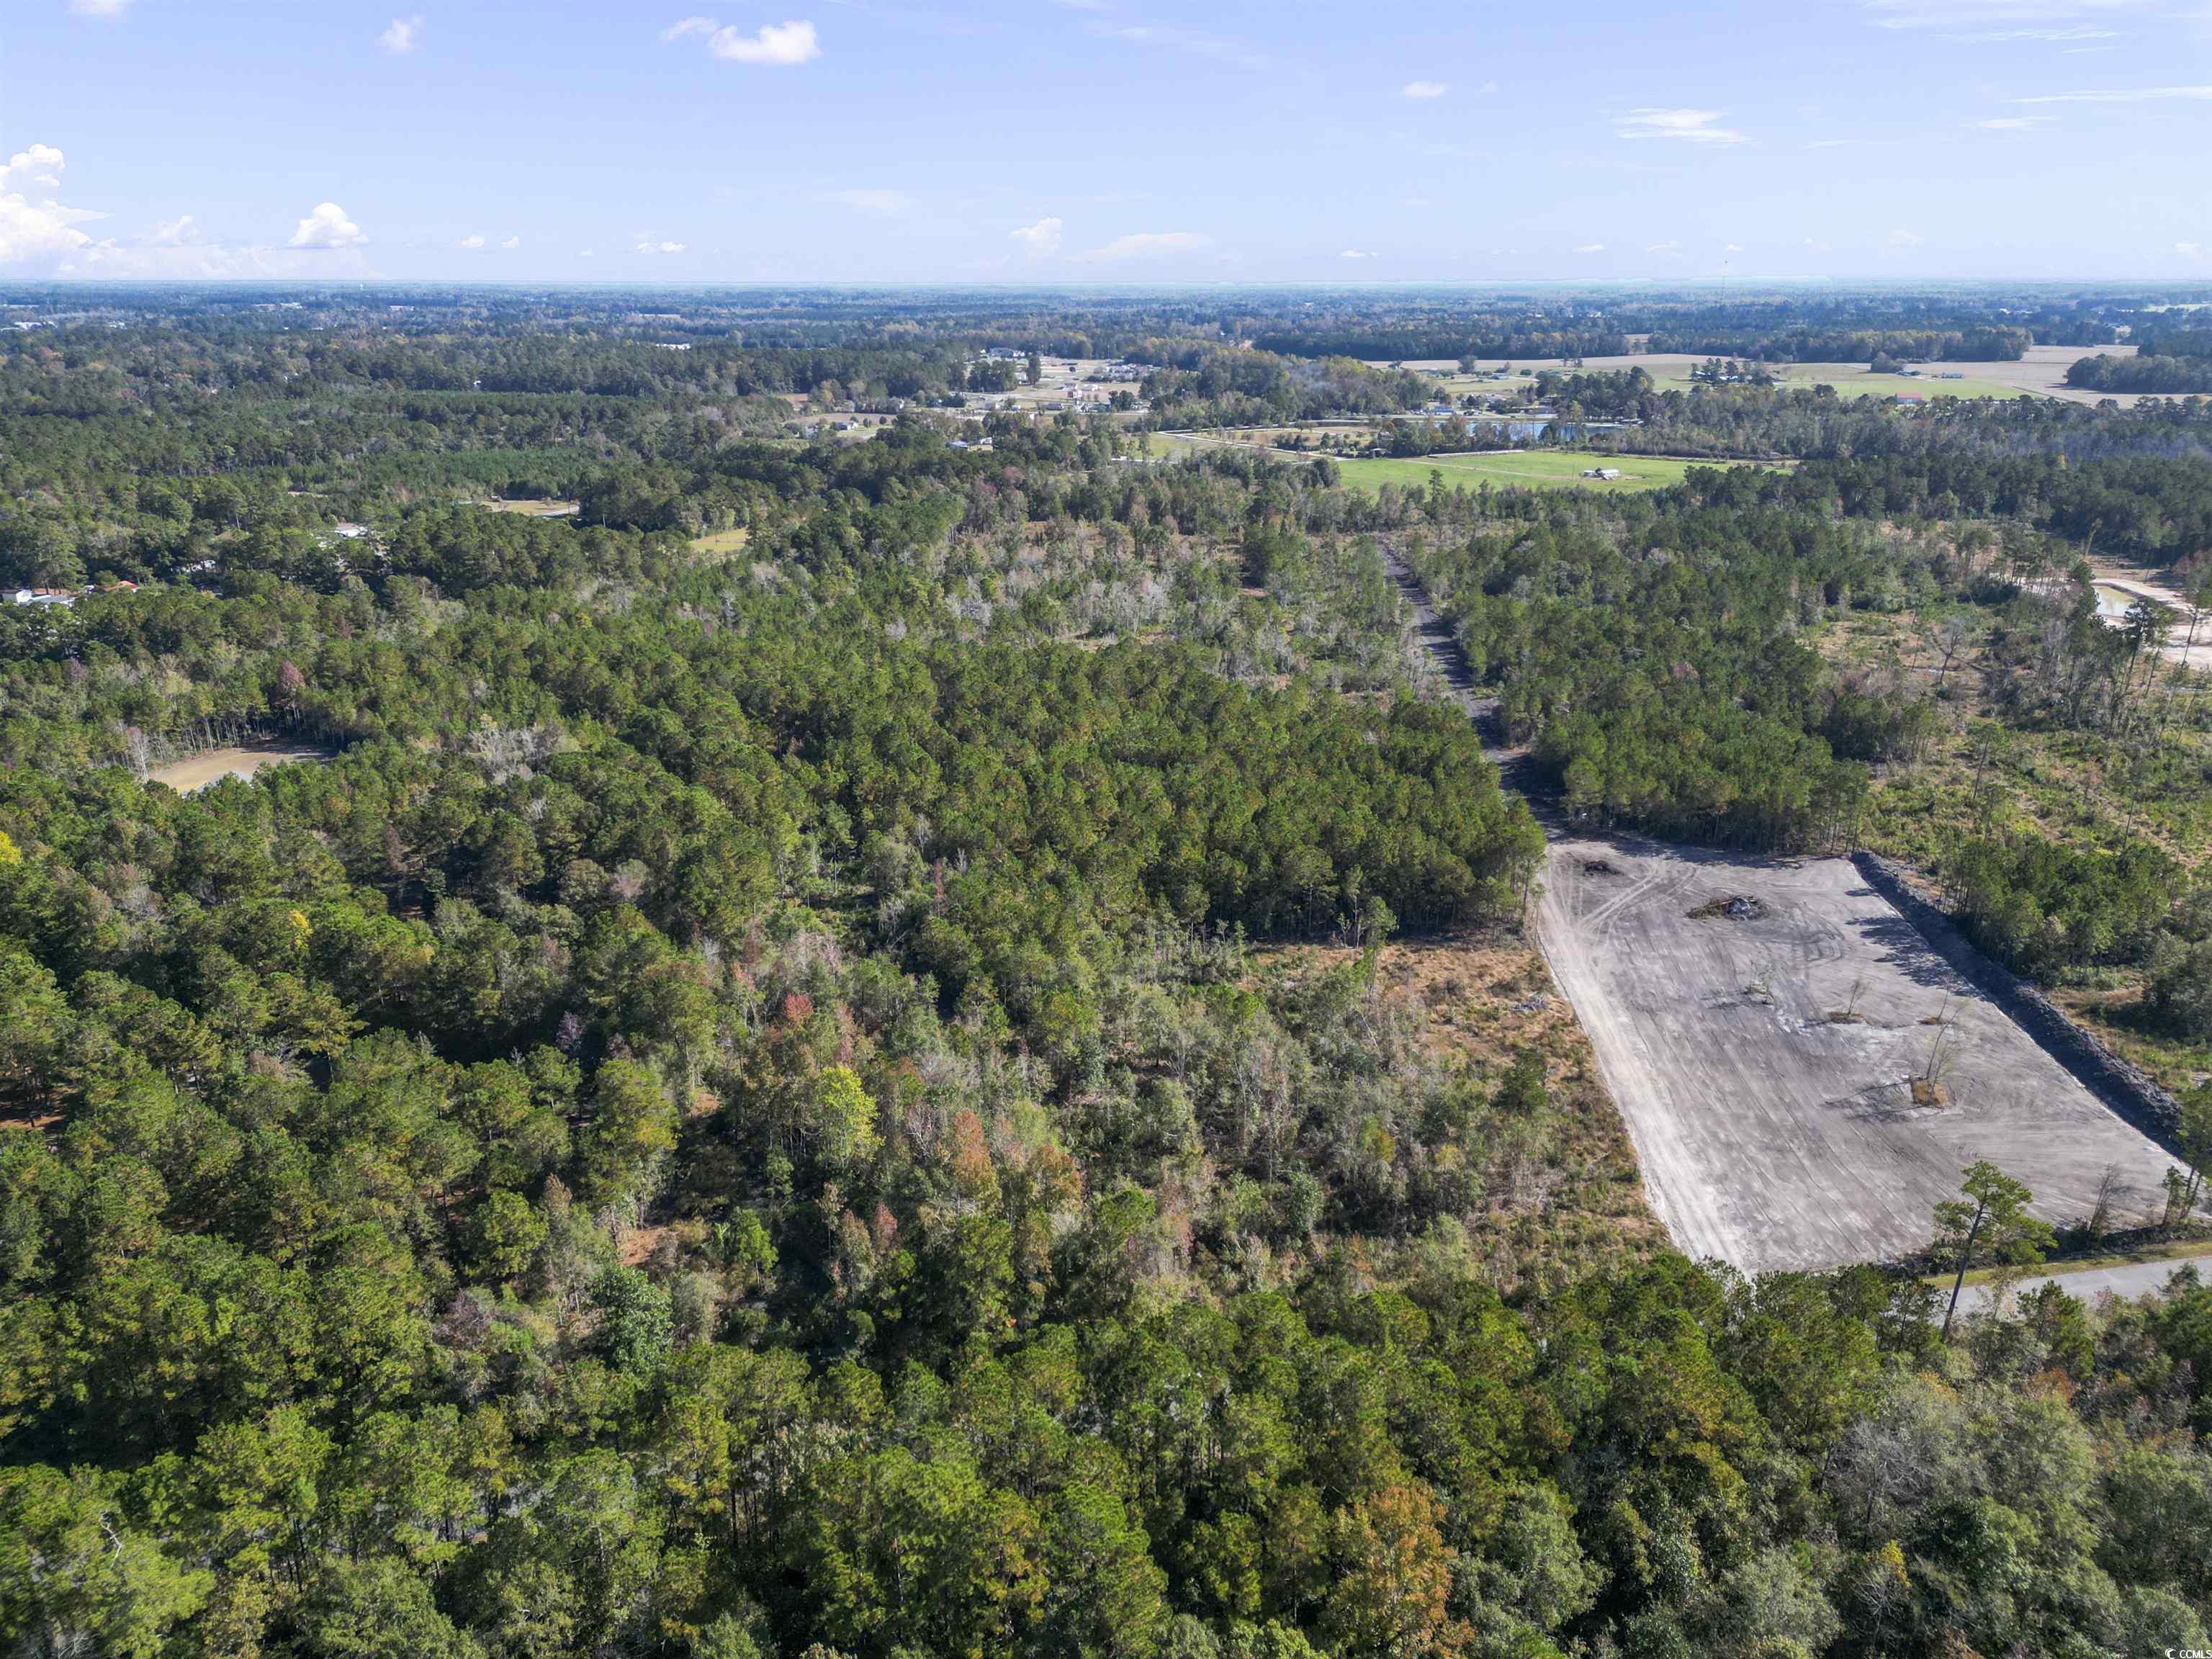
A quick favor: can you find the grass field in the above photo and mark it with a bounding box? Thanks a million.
[1148,432,1737,493]
[1412,354,2037,402]
[471,498,580,517]
[690,527,752,558]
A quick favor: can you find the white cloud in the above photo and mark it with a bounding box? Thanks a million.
[2015,84,2212,102]
[0,145,102,265]
[148,215,198,246]
[1575,242,1606,254]
[1340,248,1379,259]
[1725,242,1743,252]
[1072,230,1211,263]
[1975,114,2052,127]
[1889,227,1925,246]
[1645,239,1683,255]
[635,238,687,254]
[1614,107,1749,143]
[826,188,905,214]
[69,0,132,14]
[2180,241,2204,261]
[459,233,486,249]
[502,235,520,249]
[1010,216,1063,257]
[380,14,423,53]
[664,17,821,63]
[288,202,367,250]
[1402,80,1447,99]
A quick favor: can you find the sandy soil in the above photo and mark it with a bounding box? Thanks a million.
[2090,565,2207,667]
[148,743,332,793]
[1535,832,2177,1272]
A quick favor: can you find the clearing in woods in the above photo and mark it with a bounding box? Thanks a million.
[148,742,334,793]
[1150,433,1722,493]
[1536,833,2177,1272]
[1380,548,2179,1273]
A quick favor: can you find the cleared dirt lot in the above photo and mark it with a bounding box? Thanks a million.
[148,742,332,793]
[1536,831,2177,1272]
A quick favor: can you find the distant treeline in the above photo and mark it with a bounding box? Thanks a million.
[1249,328,1630,362]
[1646,327,2032,363]
[2067,329,2212,395]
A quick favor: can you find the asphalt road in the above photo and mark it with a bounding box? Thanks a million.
[1950,1253,2211,1316]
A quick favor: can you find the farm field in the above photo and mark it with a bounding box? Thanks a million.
[1390,351,2120,402]
[1149,431,1723,492]
[1535,832,2177,1273]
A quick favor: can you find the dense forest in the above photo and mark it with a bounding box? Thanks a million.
[3,284,2212,1659]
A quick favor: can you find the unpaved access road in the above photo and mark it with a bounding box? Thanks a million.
[1537,835,2176,1272]
[1381,548,2180,1273]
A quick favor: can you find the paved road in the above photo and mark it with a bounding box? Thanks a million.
[1950,1253,2211,1316]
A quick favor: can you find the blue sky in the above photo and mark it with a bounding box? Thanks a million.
[2,0,2208,282]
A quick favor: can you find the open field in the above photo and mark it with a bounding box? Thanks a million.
[1388,345,2189,405]
[469,498,580,518]
[1536,832,2177,1273]
[690,526,752,558]
[148,742,334,793]
[1150,432,1726,493]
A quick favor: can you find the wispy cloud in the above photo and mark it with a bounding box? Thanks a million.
[1089,21,1264,68]
[1010,216,1063,258]
[2180,240,2204,261]
[1072,230,1211,263]
[2015,84,2212,102]
[1575,242,1606,254]
[1645,239,1683,256]
[824,188,907,214]
[662,17,820,63]
[1943,24,2120,38]
[1974,114,2053,127]
[635,237,688,254]
[459,233,486,249]
[68,0,132,14]
[1889,227,1925,246]
[1402,80,1448,99]
[1614,107,1749,144]
[289,202,367,251]
[1340,248,1379,259]
[1858,0,2153,30]
[379,14,423,53]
